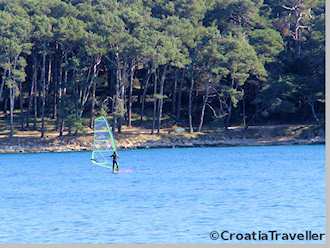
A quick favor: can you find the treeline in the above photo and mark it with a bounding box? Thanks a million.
[0,0,325,137]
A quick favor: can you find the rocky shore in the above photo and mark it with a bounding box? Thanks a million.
[0,124,324,153]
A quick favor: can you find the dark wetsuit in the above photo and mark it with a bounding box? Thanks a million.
[111,152,119,172]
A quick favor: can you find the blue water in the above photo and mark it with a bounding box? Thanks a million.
[0,145,325,243]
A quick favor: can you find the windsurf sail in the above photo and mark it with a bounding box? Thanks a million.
[91,116,119,171]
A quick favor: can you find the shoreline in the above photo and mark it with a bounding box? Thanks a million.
[0,139,325,154]
[0,124,324,154]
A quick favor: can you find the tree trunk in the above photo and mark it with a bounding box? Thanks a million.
[225,78,235,130]
[46,55,52,118]
[90,78,96,128]
[19,81,24,129]
[26,55,37,128]
[117,87,125,134]
[172,70,177,115]
[127,61,134,127]
[188,69,194,133]
[59,53,67,137]
[117,63,125,134]
[33,81,38,130]
[79,57,101,118]
[47,55,52,93]
[176,71,183,122]
[53,79,57,119]
[8,58,16,137]
[56,52,63,130]
[242,92,247,129]
[138,79,143,104]
[53,45,59,120]
[0,69,6,101]
[140,69,152,122]
[41,51,47,138]
[122,62,128,125]
[9,86,14,138]
[111,64,118,137]
[112,53,121,135]
[309,101,320,124]
[3,97,8,116]
[198,81,209,132]
[33,66,38,130]
[151,70,158,134]
[157,65,168,133]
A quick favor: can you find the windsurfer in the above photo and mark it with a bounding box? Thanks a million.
[111,151,119,172]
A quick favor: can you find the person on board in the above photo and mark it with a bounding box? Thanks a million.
[111,151,119,172]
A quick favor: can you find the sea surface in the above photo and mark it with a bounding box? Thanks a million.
[0,145,325,243]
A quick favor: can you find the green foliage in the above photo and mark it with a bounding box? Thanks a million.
[221,34,267,83]
[66,115,85,135]
[99,106,109,118]
[0,5,31,101]
[249,28,284,64]
[0,0,325,136]
[205,0,265,33]
[256,74,300,115]
[113,98,125,118]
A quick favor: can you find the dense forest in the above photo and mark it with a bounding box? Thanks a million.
[0,0,325,138]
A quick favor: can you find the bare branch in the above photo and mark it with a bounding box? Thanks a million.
[206,103,228,119]
[282,5,295,11]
